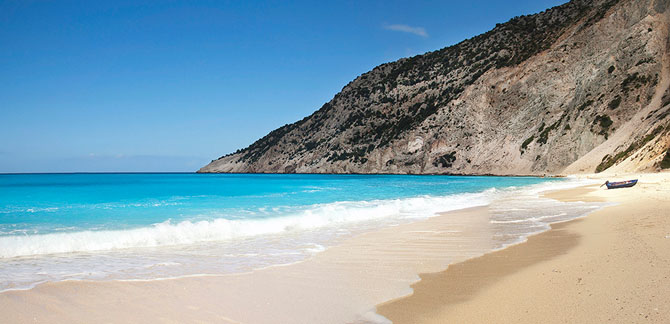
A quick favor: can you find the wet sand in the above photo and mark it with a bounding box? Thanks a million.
[0,207,499,324]
[378,172,670,323]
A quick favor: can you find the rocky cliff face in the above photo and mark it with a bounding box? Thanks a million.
[200,0,670,175]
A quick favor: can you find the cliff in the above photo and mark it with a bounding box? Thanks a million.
[200,0,670,175]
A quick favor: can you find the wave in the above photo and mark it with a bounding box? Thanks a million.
[0,177,597,259]
[490,212,567,224]
[0,191,492,258]
[0,206,60,214]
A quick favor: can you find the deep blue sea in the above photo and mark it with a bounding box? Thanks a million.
[0,173,600,291]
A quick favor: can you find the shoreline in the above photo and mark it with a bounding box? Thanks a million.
[1,174,661,323]
[377,172,670,323]
[0,206,500,323]
[0,175,576,293]
[377,219,582,322]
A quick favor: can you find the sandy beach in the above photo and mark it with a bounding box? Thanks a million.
[3,0,668,322]
[0,206,500,324]
[379,172,670,323]
[1,173,669,323]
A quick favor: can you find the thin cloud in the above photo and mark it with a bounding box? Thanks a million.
[383,24,428,38]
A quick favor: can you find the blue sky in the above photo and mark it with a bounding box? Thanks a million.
[0,0,567,172]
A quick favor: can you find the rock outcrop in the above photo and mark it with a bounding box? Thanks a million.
[200,0,670,175]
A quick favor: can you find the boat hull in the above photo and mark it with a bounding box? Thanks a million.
[606,179,638,189]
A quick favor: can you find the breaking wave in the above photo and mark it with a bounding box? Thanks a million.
[0,191,494,258]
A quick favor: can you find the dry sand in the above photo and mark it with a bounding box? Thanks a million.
[1,173,669,323]
[378,172,670,323]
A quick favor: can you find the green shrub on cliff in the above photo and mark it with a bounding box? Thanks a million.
[660,149,670,169]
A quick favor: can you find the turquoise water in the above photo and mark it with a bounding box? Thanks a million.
[0,173,558,237]
[1,173,586,291]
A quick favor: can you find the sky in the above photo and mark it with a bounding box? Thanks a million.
[0,0,567,173]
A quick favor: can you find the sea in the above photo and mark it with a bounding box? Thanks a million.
[0,173,606,292]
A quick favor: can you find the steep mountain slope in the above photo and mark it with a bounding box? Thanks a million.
[200,0,670,175]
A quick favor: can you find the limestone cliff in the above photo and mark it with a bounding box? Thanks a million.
[200,0,670,175]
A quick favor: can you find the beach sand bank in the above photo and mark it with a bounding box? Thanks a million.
[1,173,668,323]
[378,172,670,323]
[0,207,499,324]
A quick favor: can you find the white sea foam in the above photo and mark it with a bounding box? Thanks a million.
[0,191,491,259]
[0,177,604,293]
[0,178,599,259]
